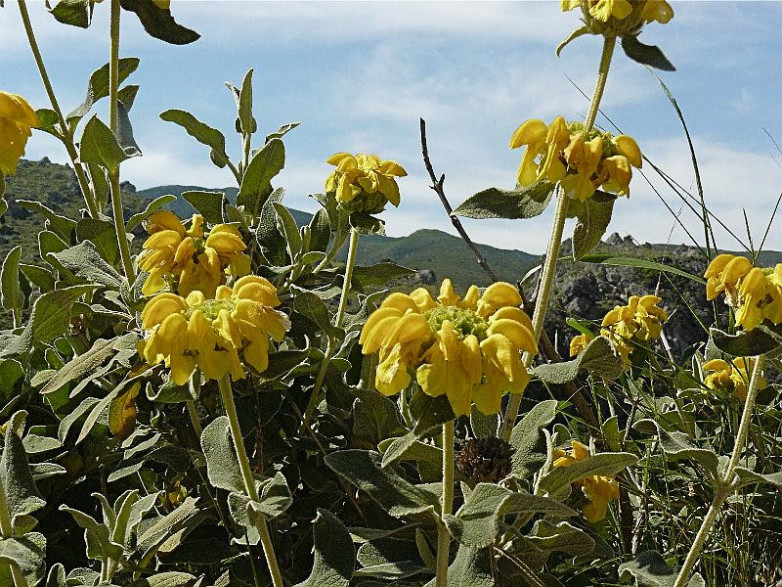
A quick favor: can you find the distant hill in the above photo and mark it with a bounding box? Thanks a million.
[134,185,537,288]
[4,158,782,296]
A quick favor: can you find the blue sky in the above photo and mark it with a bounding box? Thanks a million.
[3,1,782,254]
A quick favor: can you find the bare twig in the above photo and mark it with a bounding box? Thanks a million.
[420,118,500,282]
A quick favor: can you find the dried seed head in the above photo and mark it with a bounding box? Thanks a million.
[456,437,515,488]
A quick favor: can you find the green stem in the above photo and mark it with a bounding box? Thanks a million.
[314,229,349,273]
[436,420,455,587]
[335,228,360,328]
[217,376,284,587]
[672,354,766,587]
[300,228,359,430]
[187,374,203,438]
[300,339,333,431]
[17,0,99,218]
[584,35,617,132]
[499,186,568,441]
[499,34,617,442]
[108,0,135,283]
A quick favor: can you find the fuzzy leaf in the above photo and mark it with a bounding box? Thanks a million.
[538,452,636,499]
[325,450,440,517]
[80,115,129,172]
[160,109,230,168]
[619,551,704,586]
[572,193,616,259]
[453,181,555,220]
[293,509,355,587]
[200,416,244,494]
[0,412,45,518]
[510,399,558,479]
[119,0,200,45]
[182,191,226,224]
[445,483,576,548]
[621,36,676,72]
[238,138,286,218]
[532,336,623,384]
[0,246,22,317]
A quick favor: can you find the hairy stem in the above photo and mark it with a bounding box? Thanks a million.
[217,376,284,587]
[108,0,136,283]
[335,228,359,328]
[499,34,617,441]
[436,420,455,587]
[672,354,766,587]
[17,0,99,218]
[314,228,349,273]
[301,228,359,429]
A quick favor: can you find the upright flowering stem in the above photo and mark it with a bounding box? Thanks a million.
[17,0,99,219]
[436,420,455,587]
[335,228,360,329]
[301,227,359,429]
[672,354,766,587]
[499,34,617,442]
[108,0,136,283]
[217,376,284,587]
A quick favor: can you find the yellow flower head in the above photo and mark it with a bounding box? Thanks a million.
[704,254,782,331]
[703,357,765,402]
[553,440,620,523]
[139,276,290,385]
[325,152,407,215]
[360,279,537,417]
[569,332,594,357]
[600,295,667,366]
[561,0,673,36]
[138,210,251,298]
[0,91,39,176]
[509,118,642,202]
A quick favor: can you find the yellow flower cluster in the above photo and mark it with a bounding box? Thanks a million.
[553,440,620,523]
[360,279,537,417]
[561,0,673,29]
[509,117,642,202]
[702,357,765,402]
[705,254,782,331]
[325,152,407,214]
[0,91,38,176]
[139,276,290,385]
[601,295,667,364]
[571,295,667,365]
[138,210,251,298]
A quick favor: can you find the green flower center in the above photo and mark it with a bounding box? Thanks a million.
[424,306,489,340]
[188,299,234,320]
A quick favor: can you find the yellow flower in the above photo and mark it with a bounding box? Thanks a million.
[601,295,667,366]
[0,91,38,176]
[553,440,620,523]
[138,210,251,298]
[509,119,549,186]
[704,254,779,331]
[325,152,407,214]
[589,0,633,22]
[641,0,674,24]
[705,254,751,303]
[569,333,594,357]
[703,357,765,402]
[360,279,537,417]
[509,118,642,201]
[139,276,290,385]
